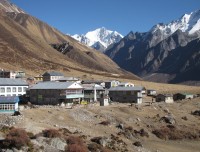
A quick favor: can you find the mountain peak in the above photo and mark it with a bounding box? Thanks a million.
[149,9,200,37]
[71,27,123,52]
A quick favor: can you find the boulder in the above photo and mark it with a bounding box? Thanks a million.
[133,141,142,147]
[160,114,176,125]
[91,137,110,147]
[50,138,67,151]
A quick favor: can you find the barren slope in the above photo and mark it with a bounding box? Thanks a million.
[0,0,140,80]
[6,12,133,75]
[7,97,200,152]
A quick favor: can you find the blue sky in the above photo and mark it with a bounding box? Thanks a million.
[11,0,200,36]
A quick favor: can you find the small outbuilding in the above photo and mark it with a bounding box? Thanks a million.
[147,89,157,96]
[118,82,134,87]
[29,81,84,105]
[42,71,64,81]
[173,93,194,101]
[0,96,19,113]
[104,80,120,89]
[156,94,174,103]
[82,84,105,102]
[108,86,143,104]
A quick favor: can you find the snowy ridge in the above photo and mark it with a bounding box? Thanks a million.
[150,9,200,36]
[72,27,123,52]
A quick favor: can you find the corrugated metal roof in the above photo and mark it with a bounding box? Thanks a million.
[0,96,19,103]
[30,81,79,90]
[0,78,28,86]
[42,71,64,76]
[109,86,143,91]
[58,77,79,81]
[82,84,104,90]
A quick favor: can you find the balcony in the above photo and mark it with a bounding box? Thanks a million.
[60,92,84,98]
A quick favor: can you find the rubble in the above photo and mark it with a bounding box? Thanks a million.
[0,114,24,127]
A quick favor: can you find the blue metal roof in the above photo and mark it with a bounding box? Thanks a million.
[0,78,28,86]
[109,86,143,91]
[42,71,64,76]
[30,81,80,90]
[0,96,19,103]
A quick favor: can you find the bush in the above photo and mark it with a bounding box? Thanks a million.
[65,144,88,152]
[65,136,88,152]
[42,129,61,138]
[152,126,200,140]
[0,126,12,133]
[125,126,133,131]
[134,129,149,137]
[59,128,72,136]
[3,128,30,149]
[88,143,113,152]
[67,136,84,145]
[27,132,36,139]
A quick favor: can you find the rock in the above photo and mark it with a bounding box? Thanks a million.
[91,137,110,147]
[5,149,14,152]
[136,118,141,122]
[133,141,142,147]
[164,108,170,113]
[181,116,188,121]
[160,114,176,125]
[192,110,200,116]
[12,148,23,152]
[116,123,124,130]
[50,138,67,151]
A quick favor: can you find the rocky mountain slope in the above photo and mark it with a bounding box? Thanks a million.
[105,10,200,84]
[0,0,139,80]
[72,27,123,52]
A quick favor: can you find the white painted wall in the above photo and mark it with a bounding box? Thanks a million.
[165,97,174,103]
[68,82,83,89]
[0,86,28,96]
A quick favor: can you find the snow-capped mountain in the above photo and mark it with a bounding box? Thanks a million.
[72,27,123,52]
[150,9,200,37]
[105,9,200,84]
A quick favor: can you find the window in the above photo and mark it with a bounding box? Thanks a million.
[0,87,5,93]
[7,87,11,92]
[18,87,22,92]
[23,87,27,92]
[126,91,131,95]
[13,87,16,92]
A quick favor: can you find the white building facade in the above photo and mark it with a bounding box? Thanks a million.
[0,78,28,97]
